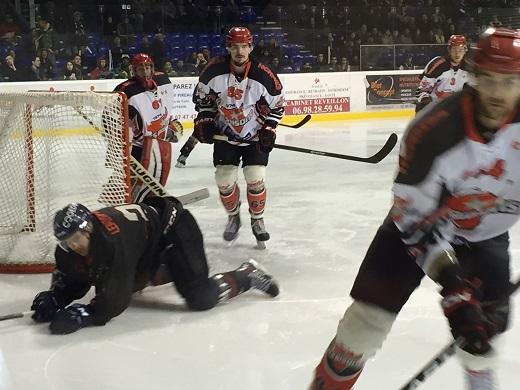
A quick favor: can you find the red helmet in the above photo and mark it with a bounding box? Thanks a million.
[226,27,253,47]
[472,27,520,73]
[131,53,156,90]
[131,53,154,68]
[448,34,466,47]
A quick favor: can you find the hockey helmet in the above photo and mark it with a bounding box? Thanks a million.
[131,53,156,89]
[471,27,520,73]
[448,34,467,47]
[226,27,253,47]
[53,203,91,245]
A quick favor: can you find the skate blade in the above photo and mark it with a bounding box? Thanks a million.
[175,162,186,168]
[255,240,266,250]
[224,235,239,247]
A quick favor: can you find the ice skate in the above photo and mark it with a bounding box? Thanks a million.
[251,218,269,249]
[175,154,187,168]
[241,259,279,297]
[223,213,241,244]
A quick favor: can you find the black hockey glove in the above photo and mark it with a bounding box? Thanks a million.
[49,304,93,335]
[415,96,432,113]
[31,291,58,323]
[257,125,276,153]
[439,268,491,355]
[193,116,217,144]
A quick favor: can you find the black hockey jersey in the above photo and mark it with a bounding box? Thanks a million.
[193,56,284,144]
[49,197,181,325]
[392,86,520,276]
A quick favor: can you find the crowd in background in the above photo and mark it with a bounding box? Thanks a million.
[1,0,520,82]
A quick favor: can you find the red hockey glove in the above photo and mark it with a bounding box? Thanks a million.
[257,125,276,153]
[439,269,491,355]
[193,116,217,144]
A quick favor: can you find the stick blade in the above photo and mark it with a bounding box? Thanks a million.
[176,188,210,205]
[366,133,398,163]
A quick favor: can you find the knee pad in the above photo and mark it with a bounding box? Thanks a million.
[184,279,220,311]
[335,301,397,362]
[243,165,266,189]
[215,165,238,192]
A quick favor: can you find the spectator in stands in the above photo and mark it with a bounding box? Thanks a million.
[90,56,111,80]
[195,52,208,74]
[252,39,269,63]
[0,14,20,44]
[400,28,414,44]
[38,48,55,80]
[140,36,151,56]
[104,15,117,36]
[110,36,126,69]
[70,11,86,55]
[150,33,166,68]
[119,54,131,76]
[399,55,414,70]
[267,37,281,62]
[72,54,83,80]
[433,27,445,43]
[270,57,281,73]
[27,56,42,81]
[202,48,211,62]
[116,16,134,46]
[313,53,326,72]
[174,59,194,77]
[62,61,77,80]
[337,57,351,72]
[381,29,393,45]
[186,51,198,65]
[1,54,23,82]
[301,62,313,72]
[34,16,56,62]
[162,61,177,77]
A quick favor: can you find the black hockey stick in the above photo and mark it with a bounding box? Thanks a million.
[213,132,398,164]
[278,114,311,129]
[399,277,520,390]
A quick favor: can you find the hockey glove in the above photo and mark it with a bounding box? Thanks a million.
[166,119,183,143]
[257,125,276,153]
[49,303,93,335]
[31,291,59,322]
[415,96,432,113]
[440,270,491,355]
[193,116,217,144]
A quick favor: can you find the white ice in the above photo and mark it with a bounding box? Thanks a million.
[0,118,519,390]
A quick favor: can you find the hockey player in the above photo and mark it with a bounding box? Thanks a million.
[415,34,472,113]
[190,26,284,247]
[113,53,184,202]
[30,197,279,334]
[310,27,520,390]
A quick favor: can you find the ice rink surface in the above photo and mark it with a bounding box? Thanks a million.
[0,118,519,390]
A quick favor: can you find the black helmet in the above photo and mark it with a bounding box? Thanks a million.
[53,203,91,242]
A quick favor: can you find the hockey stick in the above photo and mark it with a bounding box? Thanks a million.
[0,310,33,322]
[213,132,398,164]
[278,114,311,129]
[72,106,209,204]
[399,277,520,390]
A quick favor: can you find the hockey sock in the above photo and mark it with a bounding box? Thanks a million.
[219,183,240,215]
[211,263,254,302]
[247,183,266,218]
[180,135,198,157]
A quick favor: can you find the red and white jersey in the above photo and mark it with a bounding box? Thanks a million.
[392,86,520,275]
[114,73,176,147]
[193,56,284,144]
[416,56,473,104]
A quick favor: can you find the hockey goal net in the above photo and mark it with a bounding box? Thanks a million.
[0,91,131,273]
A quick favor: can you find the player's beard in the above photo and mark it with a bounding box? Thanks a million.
[232,57,248,67]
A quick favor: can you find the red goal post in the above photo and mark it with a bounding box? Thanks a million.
[0,90,131,273]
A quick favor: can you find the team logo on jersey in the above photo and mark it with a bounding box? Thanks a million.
[146,109,169,134]
[219,105,254,132]
[462,159,505,180]
[445,192,497,230]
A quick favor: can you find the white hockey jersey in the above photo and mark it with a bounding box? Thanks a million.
[114,73,176,147]
[192,56,284,144]
[416,56,473,104]
[392,86,520,275]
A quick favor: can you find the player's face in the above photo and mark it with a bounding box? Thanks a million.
[60,230,91,256]
[228,43,251,66]
[476,70,520,125]
[135,63,153,79]
[449,45,465,64]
